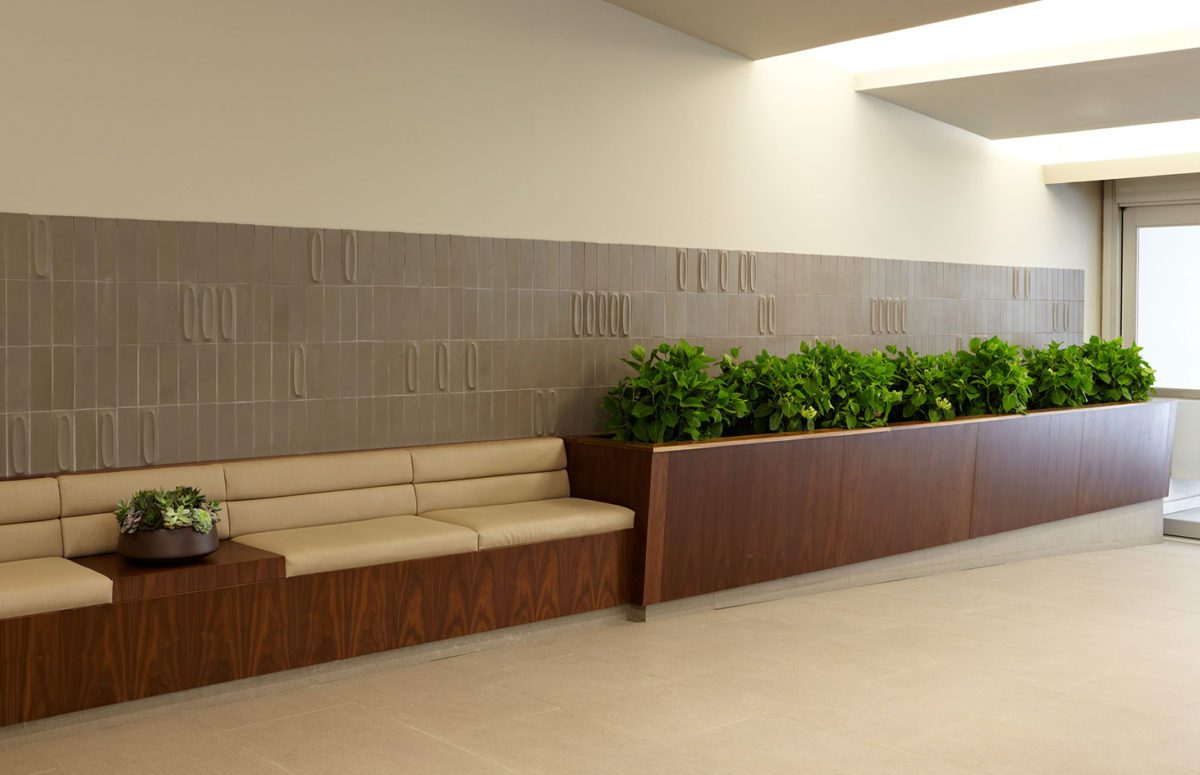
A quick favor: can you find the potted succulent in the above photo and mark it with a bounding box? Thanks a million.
[114,485,222,563]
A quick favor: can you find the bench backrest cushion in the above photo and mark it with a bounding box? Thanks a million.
[411,438,569,513]
[0,478,63,562]
[223,449,415,536]
[58,464,229,558]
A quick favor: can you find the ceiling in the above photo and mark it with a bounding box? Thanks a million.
[860,46,1200,140]
[602,0,1035,60]
[607,0,1200,181]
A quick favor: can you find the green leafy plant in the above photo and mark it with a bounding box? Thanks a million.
[942,336,1032,416]
[887,347,958,422]
[115,486,221,535]
[1024,341,1094,409]
[800,341,899,429]
[1081,336,1156,403]
[718,349,824,435]
[601,336,1155,444]
[603,341,748,443]
[718,343,899,434]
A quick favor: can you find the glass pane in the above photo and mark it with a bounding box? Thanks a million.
[1137,225,1200,389]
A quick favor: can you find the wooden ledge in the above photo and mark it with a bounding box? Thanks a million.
[73,541,285,603]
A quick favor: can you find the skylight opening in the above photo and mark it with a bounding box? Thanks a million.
[806,0,1200,74]
[993,119,1200,164]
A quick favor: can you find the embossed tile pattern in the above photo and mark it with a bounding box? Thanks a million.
[0,211,1085,475]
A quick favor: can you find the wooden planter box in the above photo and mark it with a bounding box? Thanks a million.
[566,400,1176,607]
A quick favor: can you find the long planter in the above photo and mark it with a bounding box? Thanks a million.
[565,400,1176,607]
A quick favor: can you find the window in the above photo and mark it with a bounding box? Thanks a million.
[1121,203,1200,395]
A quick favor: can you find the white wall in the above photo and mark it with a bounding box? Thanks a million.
[1172,400,1200,480]
[0,0,1101,332]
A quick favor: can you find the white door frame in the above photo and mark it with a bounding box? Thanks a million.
[1119,202,1200,399]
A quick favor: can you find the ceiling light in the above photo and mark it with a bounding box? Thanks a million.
[993,119,1200,164]
[807,0,1200,75]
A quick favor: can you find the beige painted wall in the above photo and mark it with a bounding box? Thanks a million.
[0,0,1101,332]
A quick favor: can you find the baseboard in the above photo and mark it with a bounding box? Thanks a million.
[1164,511,1200,539]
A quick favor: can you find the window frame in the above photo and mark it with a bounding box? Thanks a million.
[1109,175,1200,399]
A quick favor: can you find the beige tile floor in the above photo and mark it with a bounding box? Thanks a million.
[5,539,1200,774]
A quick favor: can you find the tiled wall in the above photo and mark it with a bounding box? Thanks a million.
[0,211,1084,476]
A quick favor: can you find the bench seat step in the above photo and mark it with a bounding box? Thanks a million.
[0,557,112,618]
[421,497,634,550]
[233,515,479,577]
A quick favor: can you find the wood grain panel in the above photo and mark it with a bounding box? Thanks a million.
[655,435,846,601]
[3,530,633,726]
[439,553,490,640]
[1077,402,1176,515]
[659,448,717,601]
[971,412,1085,537]
[395,558,440,647]
[343,563,399,658]
[0,612,63,725]
[119,594,199,696]
[566,438,660,604]
[837,424,979,567]
[287,570,350,668]
[58,605,126,715]
[194,581,289,686]
[739,435,844,582]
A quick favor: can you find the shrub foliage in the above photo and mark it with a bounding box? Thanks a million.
[602,341,748,443]
[603,336,1155,443]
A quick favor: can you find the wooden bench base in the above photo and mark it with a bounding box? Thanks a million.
[0,531,632,726]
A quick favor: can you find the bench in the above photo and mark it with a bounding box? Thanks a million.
[0,437,633,726]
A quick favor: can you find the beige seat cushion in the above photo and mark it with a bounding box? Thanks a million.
[420,498,634,550]
[0,557,113,619]
[233,515,478,577]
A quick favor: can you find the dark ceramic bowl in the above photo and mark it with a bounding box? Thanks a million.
[117,529,219,564]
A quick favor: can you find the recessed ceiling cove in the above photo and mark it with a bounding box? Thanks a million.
[861,46,1200,139]
[602,0,1036,60]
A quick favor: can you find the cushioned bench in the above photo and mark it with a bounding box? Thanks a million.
[226,439,634,576]
[0,436,636,727]
[225,449,478,577]
[412,438,634,549]
[0,436,633,607]
[0,478,111,619]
